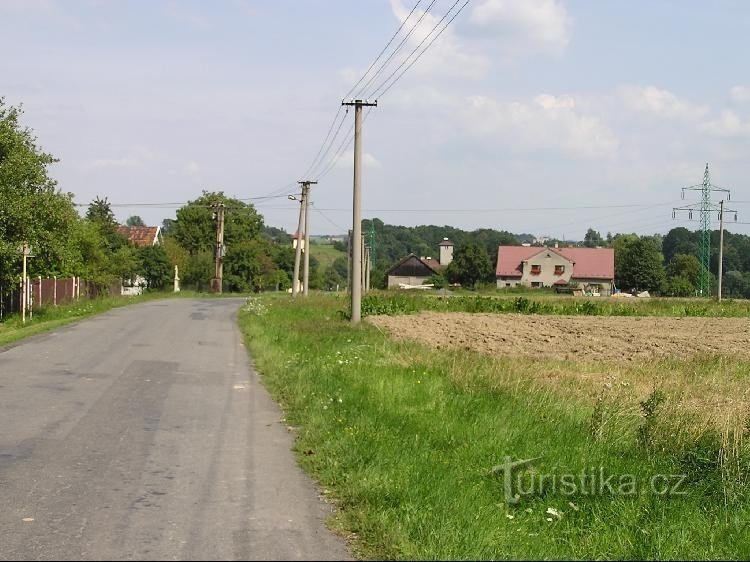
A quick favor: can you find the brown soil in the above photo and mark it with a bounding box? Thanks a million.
[367,312,750,362]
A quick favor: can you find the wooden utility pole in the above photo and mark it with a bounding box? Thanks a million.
[718,199,725,302]
[342,99,377,323]
[211,203,225,293]
[300,181,316,297]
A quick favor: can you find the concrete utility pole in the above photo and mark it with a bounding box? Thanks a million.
[360,234,367,292]
[718,200,725,302]
[346,229,352,293]
[300,181,316,297]
[211,203,226,294]
[19,243,31,324]
[290,184,312,297]
[342,99,377,324]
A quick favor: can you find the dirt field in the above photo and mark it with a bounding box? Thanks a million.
[367,312,750,362]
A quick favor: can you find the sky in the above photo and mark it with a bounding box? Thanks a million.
[2,0,750,240]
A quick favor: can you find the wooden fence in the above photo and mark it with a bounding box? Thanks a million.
[0,277,123,320]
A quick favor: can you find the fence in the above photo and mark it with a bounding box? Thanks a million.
[0,277,123,320]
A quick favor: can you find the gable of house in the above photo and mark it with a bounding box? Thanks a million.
[387,254,440,278]
[116,226,161,248]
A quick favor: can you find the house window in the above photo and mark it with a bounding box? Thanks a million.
[530,264,541,275]
[506,283,511,287]
[554,265,565,275]
[531,282,541,288]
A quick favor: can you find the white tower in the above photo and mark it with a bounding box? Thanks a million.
[439,238,454,266]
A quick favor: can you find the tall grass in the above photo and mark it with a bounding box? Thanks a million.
[361,291,750,317]
[239,294,750,560]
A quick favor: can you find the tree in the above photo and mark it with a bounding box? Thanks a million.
[446,243,492,288]
[172,191,262,255]
[665,254,702,289]
[139,245,171,289]
[583,228,603,248]
[126,215,146,227]
[0,99,83,289]
[662,227,698,263]
[616,236,665,293]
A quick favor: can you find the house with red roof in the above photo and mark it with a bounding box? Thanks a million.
[115,226,163,295]
[496,245,615,295]
[115,226,162,248]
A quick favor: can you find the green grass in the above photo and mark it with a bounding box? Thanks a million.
[311,241,345,271]
[361,290,750,318]
[239,294,750,560]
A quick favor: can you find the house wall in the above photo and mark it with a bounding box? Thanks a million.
[388,275,432,288]
[497,277,521,288]
[519,251,573,287]
[571,278,614,296]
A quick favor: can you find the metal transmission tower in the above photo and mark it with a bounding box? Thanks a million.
[672,163,736,296]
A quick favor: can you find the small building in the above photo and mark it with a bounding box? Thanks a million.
[291,231,305,251]
[386,254,441,289]
[115,226,162,248]
[115,226,163,295]
[496,245,614,295]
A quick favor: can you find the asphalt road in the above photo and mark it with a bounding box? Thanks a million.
[0,298,351,561]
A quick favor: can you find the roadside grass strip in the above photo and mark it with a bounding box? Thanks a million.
[239,294,750,560]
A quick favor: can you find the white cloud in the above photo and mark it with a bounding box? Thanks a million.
[730,85,750,103]
[387,0,490,81]
[469,0,570,56]
[461,93,619,159]
[700,110,750,138]
[618,85,709,120]
[335,150,381,170]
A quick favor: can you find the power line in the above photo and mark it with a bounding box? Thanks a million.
[369,0,469,100]
[353,0,438,99]
[343,0,424,100]
[306,107,350,179]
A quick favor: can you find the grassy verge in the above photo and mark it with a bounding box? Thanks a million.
[239,294,750,559]
[362,290,750,317]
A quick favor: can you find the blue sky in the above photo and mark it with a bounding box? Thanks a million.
[2,0,749,239]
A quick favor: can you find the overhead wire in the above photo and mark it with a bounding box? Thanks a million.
[352,0,438,100]
[369,0,469,100]
[343,0,424,101]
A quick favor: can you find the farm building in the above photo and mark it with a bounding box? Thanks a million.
[495,245,615,295]
[115,225,163,295]
[115,226,162,248]
[386,254,441,288]
[386,238,454,289]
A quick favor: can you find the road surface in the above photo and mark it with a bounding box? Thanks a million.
[0,298,351,561]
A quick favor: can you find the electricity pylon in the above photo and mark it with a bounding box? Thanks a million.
[673,164,736,296]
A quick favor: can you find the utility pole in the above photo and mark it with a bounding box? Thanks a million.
[673,164,737,297]
[19,243,30,324]
[346,229,352,293]
[211,203,225,294]
[342,99,377,323]
[718,200,725,302]
[300,181,316,297]
[291,191,305,297]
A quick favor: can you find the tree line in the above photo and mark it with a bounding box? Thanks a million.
[0,99,305,300]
